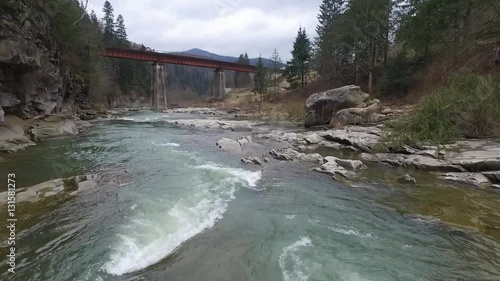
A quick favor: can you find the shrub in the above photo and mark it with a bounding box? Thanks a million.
[385,70,500,149]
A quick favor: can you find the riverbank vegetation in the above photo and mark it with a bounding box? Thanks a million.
[271,0,500,145]
[386,71,500,148]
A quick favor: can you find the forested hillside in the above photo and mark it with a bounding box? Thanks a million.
[285,0,500,95]
[280,0,500,145]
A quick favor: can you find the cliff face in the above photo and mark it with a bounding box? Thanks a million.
[0,1,84,120]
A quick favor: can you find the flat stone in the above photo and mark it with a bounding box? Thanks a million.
[440,172,491,187]
[375,153,465,172]
[216,138,243,154]
[322,130,381,152]
[445,141,500,171]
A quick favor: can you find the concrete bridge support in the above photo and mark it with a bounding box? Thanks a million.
[212,68,226,100]
[151,62,167,110]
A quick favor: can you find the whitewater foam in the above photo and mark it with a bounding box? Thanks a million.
[196,163,262,187]
[152,141,180,147]
[329,226,374,239]
[103,163,262,276]
[279,237,313,281]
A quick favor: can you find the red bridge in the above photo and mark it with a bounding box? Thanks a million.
[103,48,257,73]
[102,47,256,110]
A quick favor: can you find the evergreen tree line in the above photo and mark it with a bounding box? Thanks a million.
[48,0,150,106]
[285,0,500,94]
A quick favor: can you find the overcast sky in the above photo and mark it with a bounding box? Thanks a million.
[87,0,322,60]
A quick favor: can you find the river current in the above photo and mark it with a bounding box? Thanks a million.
[1,111,500,281]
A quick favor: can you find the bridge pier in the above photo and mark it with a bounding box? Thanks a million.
[212,68,226,100]
[151,62,167,110]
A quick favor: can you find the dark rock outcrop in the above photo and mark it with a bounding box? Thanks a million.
[0,1,85,119]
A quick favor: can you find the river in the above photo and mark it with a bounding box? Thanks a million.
[1,111,500,281]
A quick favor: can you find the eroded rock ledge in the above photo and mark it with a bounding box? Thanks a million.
[0,169,130,205]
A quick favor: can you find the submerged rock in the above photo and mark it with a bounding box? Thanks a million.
[440,172,491,187]
[0,169,131,205]
[397,174,417,185]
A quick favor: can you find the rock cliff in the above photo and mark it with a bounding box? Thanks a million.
[0,0,84,120]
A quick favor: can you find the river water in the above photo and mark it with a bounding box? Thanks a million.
[1,111,500,281]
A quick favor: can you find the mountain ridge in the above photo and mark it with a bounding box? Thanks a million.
[181,48,280,67]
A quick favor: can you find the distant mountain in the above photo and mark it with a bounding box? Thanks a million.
[180,48,281,67]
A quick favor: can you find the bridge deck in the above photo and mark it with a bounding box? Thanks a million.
[102,48,257,73]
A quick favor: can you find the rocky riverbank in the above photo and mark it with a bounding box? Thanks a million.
[0,114,93,152]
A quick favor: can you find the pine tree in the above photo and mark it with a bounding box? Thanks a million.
[115,14,128,45]
[287,27,311,89]
[269,48,282,95]
[102,1,115,44]
[314,0,346,77]
[233,54,244,88]
[253,56,268,101]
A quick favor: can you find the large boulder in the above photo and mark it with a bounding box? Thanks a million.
[330,102,382,128]
[304,85,370,127]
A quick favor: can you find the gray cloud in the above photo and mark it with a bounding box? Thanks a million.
[87,0,321,60]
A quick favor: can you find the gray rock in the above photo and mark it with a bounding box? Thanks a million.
[314,161,358,180]
[0,115,35,152]
[241,156,263,165]
[269,149,303,161]
[0,107,4,125]
[482,171,500,183]
[303,133,323,144]
[299,153,324,163]
[324,156,365,171]
[229,123,252,132]
[375,153,465,172]
[25,115,91,141]
[304,85,370,127]
[398,174,417,185]
[322,130,381,152]
[440,172,491,187]
[444,141,500,171]
[330,102,381,129]
[360,153,377,162]
[216,138,243,154]
[318,140,346,150]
